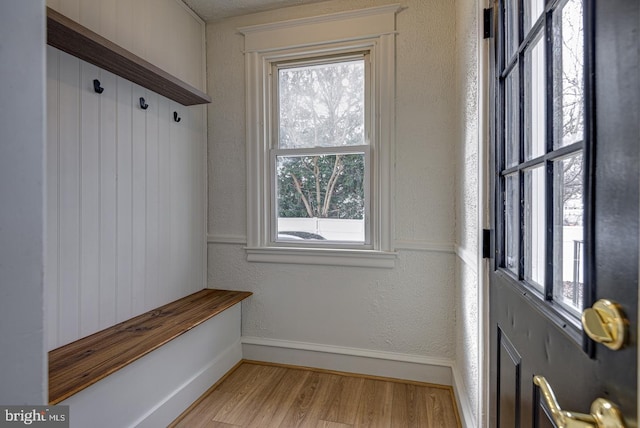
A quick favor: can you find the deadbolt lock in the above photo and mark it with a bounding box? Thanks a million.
[581,299,627,350]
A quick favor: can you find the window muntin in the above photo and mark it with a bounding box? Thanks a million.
[271,55,372,247]
[497,0,587,324]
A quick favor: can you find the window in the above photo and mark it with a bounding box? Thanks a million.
[239,5,399,267]
[496,0,589,327]
[274,56,370,246]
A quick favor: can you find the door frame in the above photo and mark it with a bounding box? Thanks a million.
[480,5,490,428]
[479,0,493,426]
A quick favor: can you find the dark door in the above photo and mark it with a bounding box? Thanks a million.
[489,0,638,426]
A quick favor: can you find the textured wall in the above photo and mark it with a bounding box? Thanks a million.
[455,0,481,424]
[455,259,480,422]
[209,245,455,356]
[206,0,457,360]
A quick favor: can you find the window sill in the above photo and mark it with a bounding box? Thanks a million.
[245,246,397,268]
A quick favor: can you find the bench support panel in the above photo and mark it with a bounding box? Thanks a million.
[60,304,242,428]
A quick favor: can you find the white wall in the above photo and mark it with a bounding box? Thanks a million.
[455,0,481,426]
[46,0,206,92]
[207,0,457,369]
[45,0,207,350]
[0,0,47,405]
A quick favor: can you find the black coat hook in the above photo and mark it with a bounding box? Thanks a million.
[173,111,181,122]
[93,79,104,94]
[139,97,149,110]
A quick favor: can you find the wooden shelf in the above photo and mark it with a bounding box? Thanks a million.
[46,7,211,106]
[48,289,252,404]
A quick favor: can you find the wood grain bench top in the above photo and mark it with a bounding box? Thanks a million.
[48,289,252,404]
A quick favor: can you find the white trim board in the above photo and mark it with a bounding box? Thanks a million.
[452,365,477,428]
[208,234,457,255]
[395,240,455,253]
[238,4,402,53]
[245,247,397,268]
[241,336,454,387]
[207,234,247,245]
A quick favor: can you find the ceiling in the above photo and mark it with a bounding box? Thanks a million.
[182,0,331,22]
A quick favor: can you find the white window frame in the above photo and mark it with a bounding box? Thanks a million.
[271,53,371,248]
[239,5,400,268]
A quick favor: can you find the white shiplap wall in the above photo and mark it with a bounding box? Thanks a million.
[45,1,206,350]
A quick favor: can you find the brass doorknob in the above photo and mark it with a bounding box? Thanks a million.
[533,376,626,427]
[581,299,627,350]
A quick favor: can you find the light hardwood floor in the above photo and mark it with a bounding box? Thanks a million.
[170,361,461,428]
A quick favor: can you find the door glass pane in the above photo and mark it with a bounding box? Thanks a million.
[505,70,520,168]
[525,0,545,32]
[505,0,519,60]
[553,0,584,148]
[525,166,545,289]
[278,59,365,149]
[505,174,519,274]
[276,153,365,243]
[553,152,584,313]
[525,34,546,160]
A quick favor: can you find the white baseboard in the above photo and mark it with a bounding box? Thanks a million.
[452,365,476,428]
[61,305,243,428]
[241,336,454,386]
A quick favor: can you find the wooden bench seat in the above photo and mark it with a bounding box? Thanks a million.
[49,289,252,405]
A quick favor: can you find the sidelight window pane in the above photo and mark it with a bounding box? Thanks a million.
[505,0,519,60]
[553,152,584,313]
[524,166,546,289]
[525,34,546,160]
[553,0,584,148]
[505,71,520,168]
[505,174,520,274]
[525,0,545,32]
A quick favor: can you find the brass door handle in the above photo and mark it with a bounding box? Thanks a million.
[533,376,626,428]
[581,299,627,350]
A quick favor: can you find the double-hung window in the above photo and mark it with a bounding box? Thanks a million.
[273,55,370,246]
[239,5,399,267]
